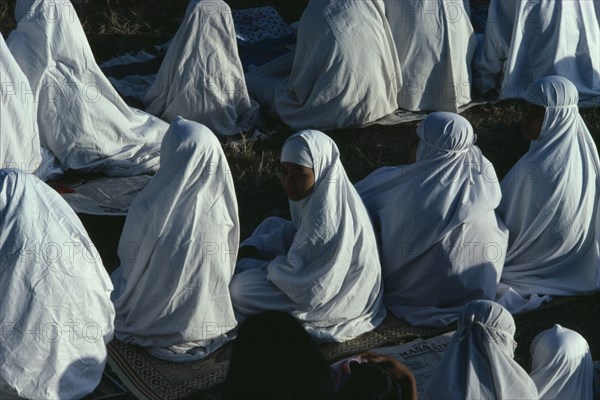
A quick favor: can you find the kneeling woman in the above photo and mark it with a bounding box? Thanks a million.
[111,118,239,361]
[231,130,386,341]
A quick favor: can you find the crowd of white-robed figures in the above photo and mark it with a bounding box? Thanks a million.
[1,0,600,398]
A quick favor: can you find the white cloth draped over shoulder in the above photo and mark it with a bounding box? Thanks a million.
[245,0,402,130]
[7,0,168,176]
[473,0,600,103]
[0,34,42,176]
[0,169,115,400]
[230,130,386,341]
[144,0,258,136]
[423,300,539,399]
[530,325,594,400]
[356,112,508,327]
[496,76,600,312]
[111,117,239,362]
[383,0,476,112]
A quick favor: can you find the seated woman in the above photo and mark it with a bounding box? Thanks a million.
[473,0,600,103]
[384,0,477,112]
[0,169,115,399]
[245,0,402,130]
[7,0,168,176]
[530,325,594,399]
[110,117,239,361]
[144,0,258,136]
[356,112,508,327]
[496,76,600,313]
[223,311,335,400]
[1,34,41,175]
[230,130,386,341]
[422,300,538,399]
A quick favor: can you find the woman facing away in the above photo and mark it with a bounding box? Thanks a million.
[356,112,508,327]
[496,76,600,313]
[110,117,239,361]
[230,130,386,342]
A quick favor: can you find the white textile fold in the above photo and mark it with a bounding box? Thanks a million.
[0,169,115,399]
[144,0,259,136]
[356,112,508,327]
[231,130,386,341]
[111,117,239,362]
[7,0,168,176]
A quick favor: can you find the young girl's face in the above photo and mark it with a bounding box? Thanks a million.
[522,102,545,141]
[279,162,315,201]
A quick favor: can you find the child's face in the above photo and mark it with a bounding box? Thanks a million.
[522,102,545,141]
[279,162,315,201]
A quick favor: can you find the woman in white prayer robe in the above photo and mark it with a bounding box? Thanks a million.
[245,0,402,131]
[230,130,386,341]
[356,112,508,327]
[383,0,477,112]
[144,0,258,136]
[496,76,600,313]
[7,0,168,176]
[473,0,600,103]
[0,34,42,175]
[422,300,539,399]
[110,117,239,362]
[0,169,115,399]
[530,324,594,400]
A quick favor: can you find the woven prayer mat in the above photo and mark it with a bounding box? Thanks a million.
[106,291,600,399]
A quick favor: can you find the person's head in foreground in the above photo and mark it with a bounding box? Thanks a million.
[530,324,594,399]
[423,300,538,399]
[223,311,335,400]
[521,75,582,141]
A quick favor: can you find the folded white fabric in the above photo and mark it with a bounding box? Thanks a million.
[356,112,508,327]
[423,300,538,399]
[497,76,600,311]
[111,117,239,361]
[144,0,259,136]
[474,0,600,103]
[0,34,42,176]
[231,130,386,341]
[0,169,115,399]
[7,0,168,175]
[245,0,402,130]
[384,0,477,112]
[530,324,594,400]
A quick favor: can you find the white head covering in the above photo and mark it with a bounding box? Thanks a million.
[144,0,258,135]
[7,0,168,175]
[356,112,507,326]
[0,169,115,399]
[110,117,239,361]
[530,325,594,400]
[0,34,42,175]
[423,300,538,400]
[266,130,386,341]
[280,135,313,169]
[498,76,600,305]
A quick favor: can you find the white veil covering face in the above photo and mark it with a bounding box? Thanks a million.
[497,76,600,311]
[530,324,594,400]
[0,34,42,176]
[0,169,115,399]
[231,130,386,341]
[423,300,538,400]
[111,117,239,362]
[356,112,508,327]
[7,0,168,176]
[474,0,600,103]
[144,0,258,136]
[384,0,477,112]
[245,0,402,130]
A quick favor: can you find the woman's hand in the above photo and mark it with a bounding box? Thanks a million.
[358,352,418,400]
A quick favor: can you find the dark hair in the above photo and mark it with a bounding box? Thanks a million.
[223,311,335,400]
[337,362,400,400]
